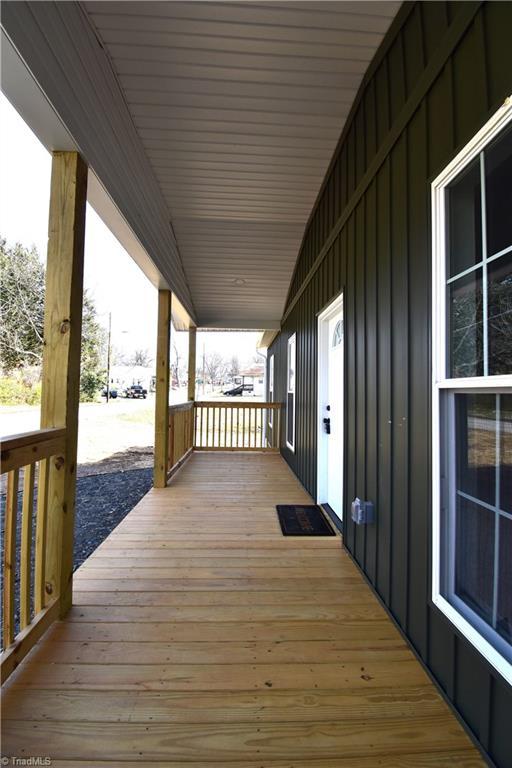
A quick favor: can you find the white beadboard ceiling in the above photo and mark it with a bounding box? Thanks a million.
[84,1,400,328]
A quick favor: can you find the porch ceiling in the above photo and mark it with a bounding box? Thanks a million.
[83,1,400,328]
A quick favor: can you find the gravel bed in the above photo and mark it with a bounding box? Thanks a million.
[0,465,153,642]
[72,466,152,565]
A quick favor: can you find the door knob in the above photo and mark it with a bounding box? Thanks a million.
[323,417,331,434]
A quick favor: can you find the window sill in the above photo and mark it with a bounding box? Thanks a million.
[432,592,512,685]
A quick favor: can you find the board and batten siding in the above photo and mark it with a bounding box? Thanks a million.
[269,2,512,766]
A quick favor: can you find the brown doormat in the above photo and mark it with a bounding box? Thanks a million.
[276,505,336,536]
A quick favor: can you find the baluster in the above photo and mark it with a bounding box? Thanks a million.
[169,409,175,471]
[3,469,19,648]
[20,463,35,630]
[35,458,50,613]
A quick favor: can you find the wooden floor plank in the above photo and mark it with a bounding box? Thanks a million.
[37,755,485,768]
[72,587,373,606]
[0,718,474,761]
[8,659,429,691]
[96,539,339,549]
[19,639,411,665]
[74,565,355,579]
[1,453,483,765]
[64,603,381,622]
[0,685,445,723]
[70,577,360,591]
[34,619,402,643]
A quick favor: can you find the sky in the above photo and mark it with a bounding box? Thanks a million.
[0,92,260,368]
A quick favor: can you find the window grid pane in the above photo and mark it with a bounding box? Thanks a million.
[446,122,512,378]
[444,393,512,659]
[485,122,512,259]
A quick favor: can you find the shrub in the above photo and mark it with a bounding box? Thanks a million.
[80,371,104,402]
[0,377,41,405]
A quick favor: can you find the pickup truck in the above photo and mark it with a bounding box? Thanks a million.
[123,384,147,399]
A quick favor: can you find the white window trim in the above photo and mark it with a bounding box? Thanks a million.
[431,96,512,685]
[286,333,296,452]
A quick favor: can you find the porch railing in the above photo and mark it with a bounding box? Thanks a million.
[167,401,281,477]
[0,428,66,682]
[193,401,281,451]
[167,402,195,478]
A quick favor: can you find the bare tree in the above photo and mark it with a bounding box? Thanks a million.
[228,355,240,379]
[128,348,153,367]
[171,342,181,388]
[204,352,226,391]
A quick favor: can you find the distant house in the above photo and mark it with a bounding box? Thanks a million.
[110,365,154,393]
[234,365,265,397]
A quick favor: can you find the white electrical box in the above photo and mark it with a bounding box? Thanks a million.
[351,497,375,525]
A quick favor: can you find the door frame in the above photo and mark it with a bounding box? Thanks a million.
[316,292,344,513]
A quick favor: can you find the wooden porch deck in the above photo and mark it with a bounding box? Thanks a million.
[2,453,483,766]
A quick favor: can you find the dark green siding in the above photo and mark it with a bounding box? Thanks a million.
[269,3,512,765]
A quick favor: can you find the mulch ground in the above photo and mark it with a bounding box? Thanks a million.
[73,465,152,565]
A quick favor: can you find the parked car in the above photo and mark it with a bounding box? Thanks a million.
[223,383,254,396]
[101,386,118,399]
[123,384,147,399]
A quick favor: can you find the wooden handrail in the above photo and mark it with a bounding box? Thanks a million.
[1,427,67,682]
[169,402,195,413]
[1,428,66,474]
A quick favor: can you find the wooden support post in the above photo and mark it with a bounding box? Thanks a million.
[188,326,197,402]
[40,151,88,617]
[154,290,171,488]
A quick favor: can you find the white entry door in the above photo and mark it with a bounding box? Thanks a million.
[317,295,344,521]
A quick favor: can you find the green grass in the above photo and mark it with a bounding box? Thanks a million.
[117,406,154,425]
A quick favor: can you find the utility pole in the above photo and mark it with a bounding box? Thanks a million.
[106,312,112,403]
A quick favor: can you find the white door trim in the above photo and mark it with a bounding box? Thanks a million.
[317,292,344,513]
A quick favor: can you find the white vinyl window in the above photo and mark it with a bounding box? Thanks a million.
[286,334,296,451]
[432,97,512,684]
[268,354,274,428]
